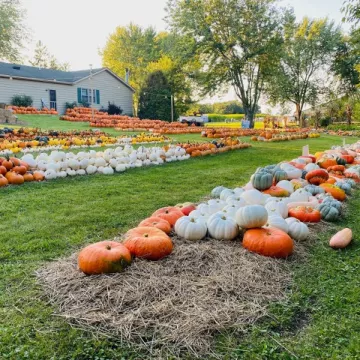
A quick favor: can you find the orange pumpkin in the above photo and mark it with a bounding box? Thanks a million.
[326,177,337,184]
[288,206,321,223]
[23,173,34,182]
[305,169,329,185]
[78,241,132,275]
[242,227,294,258]
[0,174,8,187]
[2,159,13,170]
[139,217,172,234]
[123,227,173,260]
[262,186,289,197]
[33,171,45,181]
[10,157,21,166]
[152,207,184,227]
[0,165,6,176]
[7,173,24,185]
[320,184,346,201]
[13,165,27,175]
[318,158,337,169]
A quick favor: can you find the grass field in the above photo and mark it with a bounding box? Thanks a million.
[1,115,360,359]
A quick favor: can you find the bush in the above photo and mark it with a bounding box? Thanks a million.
[11,95,33,107]
[65,102,77,110]
[327,124,360,131]
[79,100,90,108]
[107,102,123,115]
[208,114,268,122]
[320,117,331,127]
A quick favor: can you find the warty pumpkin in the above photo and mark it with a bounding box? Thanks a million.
[288,206,321,223]
[305,169,329,185]
[320,184,346,201]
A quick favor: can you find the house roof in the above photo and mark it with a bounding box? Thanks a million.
[0,62,135,92]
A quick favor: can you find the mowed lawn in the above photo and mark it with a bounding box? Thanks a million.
[1,116,360,359]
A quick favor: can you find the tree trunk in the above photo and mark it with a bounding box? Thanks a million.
[244,108,255,128]
[295,103,304,128]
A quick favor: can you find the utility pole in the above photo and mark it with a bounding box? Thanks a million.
[171,95,174,122]
[89,64,94,121]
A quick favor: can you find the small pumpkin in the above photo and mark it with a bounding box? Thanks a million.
[175,216,207,241]
[23,173,34,182]
[304,185,325,196]
[7,172,24,185]
[207,212,239,240]
[236,205,268,229]
[152,207,185,227]
[262,186,289,197]
[211,186,226,198]
[318,158,337,169]
[33,171,45,181]
[265,215,289,233]
[288,206,321,223]
[305,169,329,185]
[0,165,6,175]
[251,170,273,191]
[78,241,132,275]
[123,227,173,260]
[273,170,288,184]
[335,181,352,195]
[139,217,172,234]
[0,174,8,187]
[285,218,310,241]
[240,189,266,205]
[317,202,340,222]
[329,228,352,249]
[276,180,294,194]
[265,199,288,219]
[242,227,294,258]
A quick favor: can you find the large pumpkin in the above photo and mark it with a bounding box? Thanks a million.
[242,227,294,258]
[152,207,184,227]
[236,205,268,229]
[139,217,171,234]
[123,227,173,260]
[175,216,208,241]
[305,169,329,185]
[78,241,132,275]
[288,206,321,223]
[320,184,346,201]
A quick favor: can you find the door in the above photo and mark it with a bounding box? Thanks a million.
[49,90,57,110]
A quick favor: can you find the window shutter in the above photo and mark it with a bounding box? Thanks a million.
[96,90,100,104]
[77,88,82,103]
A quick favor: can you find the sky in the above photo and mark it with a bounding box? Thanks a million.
[21,0,348,106]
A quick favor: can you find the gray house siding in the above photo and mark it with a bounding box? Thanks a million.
[76,71,133,115]
[0,70,133,115]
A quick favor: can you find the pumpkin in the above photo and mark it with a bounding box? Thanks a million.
[236,205,268,229]
[305,169,329,185]
[242,228,294,258]
[319,184,346,201]
[0,174,8,187]
[23,173,34,182]
[280,164,302,179]
[340,155,354,164]
[12,165,27,175]
[265,215,289,233]
[10,157,20,166]
[273,170,288,184]
[318,158,337,169]
[7,172,24,185]
[285,218,310,241]
[211,186,226,198]
[240,189,266,205]
[290,189,311,202]
[335,181,352,195]
[226,195,246,207]
[222,204,240,219]
[288,206,321,223]
[123,227,173,260]
[317,202,340,222]
[152,207,184,227]
[262,186,289,197]
[0,165,6,175]
[300,155,316,163]
[251,170,273,191]
[33,171,45,181]
[329,228,352,249]
[139,217,172,234]
[304,185,325,196]
[175,216,207,240]
[327,165,345,173]
[207,212,239,240]
[276,180,294,194]
[265,199,288,219]
[336,157,346,166]
[78,241,132,275]
[2,159,13,170]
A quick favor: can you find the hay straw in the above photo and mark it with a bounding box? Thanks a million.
[36,235,306,358]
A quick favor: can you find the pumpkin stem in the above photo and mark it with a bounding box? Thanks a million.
[106,245,112,250]
[144,234,149,238]
[221,216,227,220]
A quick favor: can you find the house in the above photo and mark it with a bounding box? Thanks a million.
[0,62,135,115]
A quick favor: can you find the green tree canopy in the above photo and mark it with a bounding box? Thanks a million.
[29,41,70,71]
[166,0,283,128]
[138,71,173,121]
[0,0,27,62]
[265,14,342,126]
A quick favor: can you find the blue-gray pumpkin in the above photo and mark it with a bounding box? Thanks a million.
[273,170,288,184]
[335,182,352,195]
[304,185,325,196]
[318,203,340,222]
[251,171,273,191]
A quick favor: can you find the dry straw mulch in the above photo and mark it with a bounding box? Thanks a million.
[36,235,307,358]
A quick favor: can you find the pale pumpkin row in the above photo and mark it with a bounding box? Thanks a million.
[77,141,359,275]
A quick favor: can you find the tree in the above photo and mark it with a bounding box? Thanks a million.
[265,14,342,127]
[29,41,70,71]
[167,0,283,128]
[223,102,244,114]
[138,71,172,121]
[0,0,27,62]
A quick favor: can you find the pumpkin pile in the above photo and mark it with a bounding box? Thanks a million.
[7,106,58,115]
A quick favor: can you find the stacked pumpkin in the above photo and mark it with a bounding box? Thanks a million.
[0,156,44,187]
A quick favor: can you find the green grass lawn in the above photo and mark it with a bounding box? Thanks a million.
[1,116,360,359]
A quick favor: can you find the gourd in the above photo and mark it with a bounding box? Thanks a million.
[265,199,288,219]
[265,215,289,233]
[317,202,340,222]
[335,181,352,195]
[222,205,240,219]
[279,163,302,179]
[285,218,310,241]
[320,184,346,201]
[305,169,329,185]
[211,186,226,198]
[207,212,239,240]
[242,228,294,258]
[276,180,294,194]
[321,196,342,211]
[175,216,208,241]
[290,189,311,202]
[220,188,235,201]
[123,227,173,260]
[273,170,288,184]
[329,228,352,249]
[208,199,227,211]
[240,189,266,205]
[251,170,273,191]
[78,241,132,275]
[304,185,325,196]
[235,205,268,229]
[304,163,319,172]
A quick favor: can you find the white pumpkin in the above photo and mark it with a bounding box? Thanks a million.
[265,199,288,219]
[175,216,207,241]
[211,186,227,198]
[304,163,320,172]
[286,218,310,241]
[240,189,266,205]
[207,212,239,240]
[226,195,247,207]
[233,187,245,196]
[277,180,294,194]
[95,158,106,167]
[222,204,240,219]
[207,199,227,211]
[290,189,311,202]
[220,189,235,201]
[86,165,97,175]
[102,167,114,175]
[280,164,302,179]
[265,215,289,233]
[235,205,268,229]
[189,209,209,222]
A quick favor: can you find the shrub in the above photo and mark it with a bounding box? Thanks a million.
[320,117,331,127]
[208,114,268,122]
[79,100,90,108]
[327,124,360,131]
[107,102,123,115]
[11,95,33,107]
[65,102,77,110]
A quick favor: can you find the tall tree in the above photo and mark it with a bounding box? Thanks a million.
[29,41,70,71]
[138,71,172,121]
[265,14,342,127]
[0,0,27,62]
[166,0,283,128]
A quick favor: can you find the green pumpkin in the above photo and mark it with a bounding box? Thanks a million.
[336,157,346,166]
[321,197,342,211]
[335,182,352,195]
[251,171,273,191]
[273,170,288,184]
[304,185,325,195]
[318,203,340,222]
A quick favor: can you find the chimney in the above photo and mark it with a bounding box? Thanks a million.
[125,68,130,84]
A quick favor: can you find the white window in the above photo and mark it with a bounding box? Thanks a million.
[81,88,96,104]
